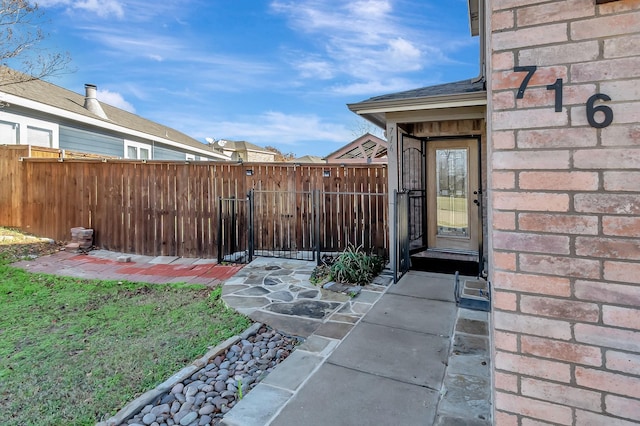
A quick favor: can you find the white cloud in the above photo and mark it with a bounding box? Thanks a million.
[38,0,124,18]
[97,89,136,113]
[270,0,473,95]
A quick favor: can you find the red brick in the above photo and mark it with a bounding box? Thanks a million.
[522,377,602,411]
[522,335,602,366]
[519,254,600,279]
[606,350,640,376]
[492,171,515,189]
[604,260,640,284]
[519,171,598,191]
[495,410,519,426]
[521,419,557,426]
[571,56,640,83]
[601,80,640,102]
[493,211,516,230]
[494,192,570,212]
[606,395,640,422]
[495,290,517,311]
[493,108,569,130]
[518,127,598,149]
[493,231,570,254]
[575,194,640,215]
[493,251,517,271]
[603,305,640,330]
[574,148,640,169]
[493,24,568,51]
[575,323,640,353]
[493,90,516,110]
[493,9,515,31]
[575,279,640,307]
[576,409,640,426]
[493,52,515,71]
[495,371,519,393]
[577,237,640,261]
[496,352,571,383]
[602,124,640,147]
[598,0,640,14]
[604,172,640,191]
[519,41,599,65]
[495,392,573,424]
[571,11,640,40]
[493,0,549,10]
[494,151,571,170]
[605,33,640,59]
[517,0,593,27]
[520,294,600,322]
[576,366,640,398]
[493,271,571,297]
[493,130,516,149]
[493,66,568,91]
[495,331,519,352]
[519,213,598,235]
[495,311,572,340]
[603,216,640,236]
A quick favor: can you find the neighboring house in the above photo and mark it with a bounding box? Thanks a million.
[323,133,388,164]
[210,139,276,162]
[294,155,324,164]
[0,67,229,161]
[349,1,640,425]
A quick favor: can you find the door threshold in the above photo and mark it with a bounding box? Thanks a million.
[413,248,478,262]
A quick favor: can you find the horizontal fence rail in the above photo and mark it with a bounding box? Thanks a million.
[0,146,389,260]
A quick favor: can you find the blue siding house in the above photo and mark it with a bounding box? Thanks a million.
[0,67,229,161]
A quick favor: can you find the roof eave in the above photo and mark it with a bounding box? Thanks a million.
[347,90,487,129]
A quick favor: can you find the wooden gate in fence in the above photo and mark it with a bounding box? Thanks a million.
[0,145,389,260]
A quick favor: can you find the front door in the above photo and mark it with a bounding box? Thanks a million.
[426,139,479,252]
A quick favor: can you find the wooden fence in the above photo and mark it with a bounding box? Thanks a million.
[0,145,388,259]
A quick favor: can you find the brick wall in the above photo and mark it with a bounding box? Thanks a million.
[488,0,640,424]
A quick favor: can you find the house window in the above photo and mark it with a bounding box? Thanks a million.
[27,126,53,148]
[186,153,196,161]
[124,140,151,159]
[0,120,18,144]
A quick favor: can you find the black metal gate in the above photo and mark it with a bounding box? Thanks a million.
[217,195,252,264]
[394,190,410,283]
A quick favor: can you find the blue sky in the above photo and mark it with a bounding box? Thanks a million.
[35,0,479,157]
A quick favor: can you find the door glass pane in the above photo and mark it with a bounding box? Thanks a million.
[127,146,137,159]
[435,148,469,238]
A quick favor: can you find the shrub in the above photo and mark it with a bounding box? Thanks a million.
[330,244,384,286]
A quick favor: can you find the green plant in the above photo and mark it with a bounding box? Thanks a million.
[237,378,243,400]
[330,244,384,286]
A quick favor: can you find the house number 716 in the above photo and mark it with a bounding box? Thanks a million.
[513,66,613,128]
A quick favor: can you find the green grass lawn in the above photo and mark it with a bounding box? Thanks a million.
[0,235,251,425]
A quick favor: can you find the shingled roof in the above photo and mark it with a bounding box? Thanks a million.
[0,67,218,155]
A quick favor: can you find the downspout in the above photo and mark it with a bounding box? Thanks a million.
[472,0,486,86]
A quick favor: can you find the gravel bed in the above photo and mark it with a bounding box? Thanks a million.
[120,326,300,426]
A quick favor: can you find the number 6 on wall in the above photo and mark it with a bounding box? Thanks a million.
[586,93,614,128]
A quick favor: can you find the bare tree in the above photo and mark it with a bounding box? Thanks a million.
[265,145,296,162]
[1,0,71,86]
[350,117,385,139]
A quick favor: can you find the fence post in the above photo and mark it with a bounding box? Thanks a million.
[314,189,321,265]
[248,190,254,263]
[217,197,223,264]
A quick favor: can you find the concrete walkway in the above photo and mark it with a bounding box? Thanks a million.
[221,270,492,426]
[11,251,492,425]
